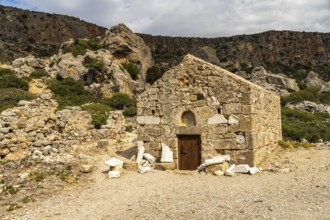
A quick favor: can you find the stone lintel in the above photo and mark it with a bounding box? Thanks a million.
[207,114,228,125]
[137,116,160,125]
[176,126,202,135]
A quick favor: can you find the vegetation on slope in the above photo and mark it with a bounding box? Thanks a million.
[281,87,330,142]
[0,68,36,112]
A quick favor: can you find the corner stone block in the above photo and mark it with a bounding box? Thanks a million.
[207,115,228,125]
[137,116,160,125]
[228,115,239,125]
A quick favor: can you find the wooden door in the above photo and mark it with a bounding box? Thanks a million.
[178,135,201,170]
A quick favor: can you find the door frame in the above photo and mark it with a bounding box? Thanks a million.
[177,135,202,170]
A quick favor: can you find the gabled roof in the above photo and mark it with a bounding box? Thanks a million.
[167,54,267,91]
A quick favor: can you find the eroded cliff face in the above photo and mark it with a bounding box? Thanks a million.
[139,31,330,81]
[0,5,106,62]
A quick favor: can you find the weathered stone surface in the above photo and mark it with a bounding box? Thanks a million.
[102,23,154,77]
[137,116,160,125]
[0,148,10,156]
[250,66,299,93]
[228,115,239,125]
[207,115,228,125]
[232,164,251,173]
[214,170,224,176]
[286,101,330,116]
[123,162,138,171]
[303,71,330,92]
[154,162,176,170]
[80,164,94,173]
[97,139,109,148]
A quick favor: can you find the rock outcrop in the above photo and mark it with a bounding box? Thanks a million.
[286,101,330,116]
[193,46,221,66]
[103,24,154,78]
[0,5,106,62]
[250,66,299,96]
[303,71,330,92]
[11,55,45,77]
[140,31,330,81]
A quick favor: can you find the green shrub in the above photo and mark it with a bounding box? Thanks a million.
[48,78,96,109]
[63,38,104,57]
[29,68,48,79]
[123,105,137,117]
[81,103,111,129]
[125,125,133,132]
[48,78,87,96]
[122,62,140,80]
[297,81,307,90]
[0,88,36,112]
[83,57,105,71]
[146,66,164,84]
[104,92,136,110]
[0,68,29,90]
[281,107,330,142]
[281,87,330,106]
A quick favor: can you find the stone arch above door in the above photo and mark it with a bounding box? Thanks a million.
[180,111,196,126]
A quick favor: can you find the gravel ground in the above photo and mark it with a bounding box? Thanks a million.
[5,145,330,220]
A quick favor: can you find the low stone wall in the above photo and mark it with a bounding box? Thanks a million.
[0,94,125,160]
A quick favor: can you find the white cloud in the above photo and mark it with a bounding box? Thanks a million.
[1,0,329,37]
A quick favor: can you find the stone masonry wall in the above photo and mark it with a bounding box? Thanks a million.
[0,94,125,160]
[137,55,282,167]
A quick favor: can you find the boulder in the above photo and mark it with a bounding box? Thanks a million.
[193,46,221,66]
[251,66,299,93]
[303,71,330,92]
[102,23,154,77]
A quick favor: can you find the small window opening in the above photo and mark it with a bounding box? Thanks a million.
[181,111,196,126]
[151,110,155,115]
[196,94,204,100]
[217,108,221,114]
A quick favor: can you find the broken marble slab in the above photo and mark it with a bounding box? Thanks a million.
[225,164,236,176]
[160,143,173,163]
[108,171,120,178]
[143,153,156,163]
[249,167,261,175]
[232,164,250,173]
[205,155,230,166]
[104,158,123,167]
[136,141,145,164]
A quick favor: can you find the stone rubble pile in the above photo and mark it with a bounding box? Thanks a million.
[0,94,126,161]
[199,155,261,176]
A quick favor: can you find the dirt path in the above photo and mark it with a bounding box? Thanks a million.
[6,145,330,220]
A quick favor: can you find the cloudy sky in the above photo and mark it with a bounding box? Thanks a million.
[0,0,329,37]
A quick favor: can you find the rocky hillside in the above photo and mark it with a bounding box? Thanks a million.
[0,5,106,62]
[140,31,330,81]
